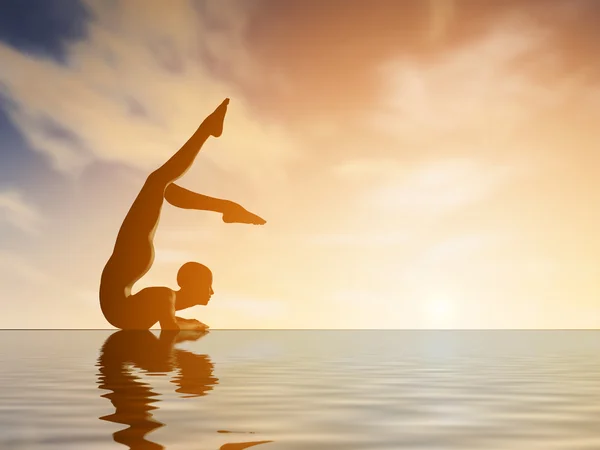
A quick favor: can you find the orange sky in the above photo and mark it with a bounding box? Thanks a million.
[1,0,600,328]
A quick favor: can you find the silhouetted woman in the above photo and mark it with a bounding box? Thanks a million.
[99,99,265,330]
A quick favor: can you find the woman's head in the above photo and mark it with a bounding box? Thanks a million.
[177,262,214,305]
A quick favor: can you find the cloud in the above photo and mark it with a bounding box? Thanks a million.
[371,158,518,214]
[0,189,41,234]
[306,230,409,248]
[334,156,522,218]
[333,158,404,181]
[0,251,52,284]
[427,0,456,44]
[0,251,101,329]
[0,0,297,180]
[372,18,557,140]
[241,0,600,122]
[325,19,565,219]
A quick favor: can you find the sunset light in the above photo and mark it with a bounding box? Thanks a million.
[2,0,600,329]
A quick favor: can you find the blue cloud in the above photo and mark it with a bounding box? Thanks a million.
[0,98,50,188]
[0,0,90,63]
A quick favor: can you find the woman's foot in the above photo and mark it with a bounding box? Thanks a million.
[202,98,229,137]
[222,203,267,225]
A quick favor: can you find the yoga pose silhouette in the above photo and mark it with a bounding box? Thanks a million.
[100,99,265,330]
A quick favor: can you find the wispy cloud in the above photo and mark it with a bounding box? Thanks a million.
[0,189,41,234]
[371,18,563,141]
[0,0,297,179]
[0,251,51,284]
[366,158,520,215]
[306,230,409,248]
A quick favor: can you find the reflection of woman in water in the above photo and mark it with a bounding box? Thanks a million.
[100,99,266,331]
[97,330,272,450]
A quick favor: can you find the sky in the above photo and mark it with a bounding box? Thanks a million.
[1,0,600,329]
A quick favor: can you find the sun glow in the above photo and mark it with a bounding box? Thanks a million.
[423,292,456,328]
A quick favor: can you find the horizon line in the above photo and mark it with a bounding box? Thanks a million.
[0,328,599,331]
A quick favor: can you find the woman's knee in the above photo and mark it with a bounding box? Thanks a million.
[147,169,172,191]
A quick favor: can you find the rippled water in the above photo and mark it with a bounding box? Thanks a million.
[1,330,600,449]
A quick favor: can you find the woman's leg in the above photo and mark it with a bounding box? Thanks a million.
[116,97,229,244]
[164,184,233,213]
[119,287,209,331]
[103,99,230,292]
[164,184,266,225]
[150,98,229,186]
[107,287,178,330]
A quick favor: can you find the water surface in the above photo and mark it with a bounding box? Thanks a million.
[1,330,600,449]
